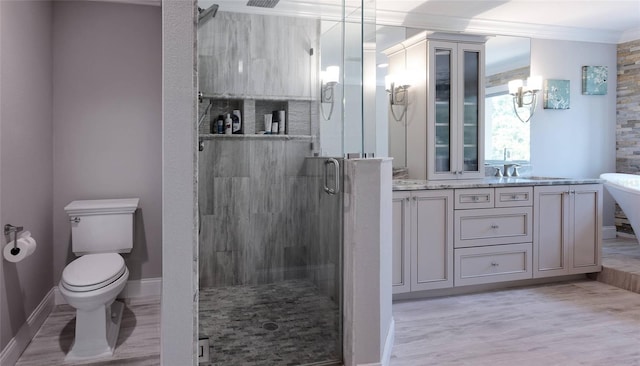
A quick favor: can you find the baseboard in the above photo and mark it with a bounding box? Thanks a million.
[0,288,55,366]
[54,277,162,305]
[381,318,395,366]
[602,226,617,240]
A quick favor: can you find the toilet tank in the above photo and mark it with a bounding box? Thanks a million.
[64,198,139,255]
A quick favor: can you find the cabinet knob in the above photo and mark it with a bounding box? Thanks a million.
[490,224,499,229]
[491,262,499,267]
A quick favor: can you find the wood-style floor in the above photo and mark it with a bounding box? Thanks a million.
[15,239,640,366]
[15,296,160,366]
[391,238,640,366]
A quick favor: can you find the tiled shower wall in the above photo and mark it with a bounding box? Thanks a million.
[616,39,640,235]
[198,137,341,301]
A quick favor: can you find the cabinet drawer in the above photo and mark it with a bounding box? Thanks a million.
[455,188,494,209]
[455,207,533,248]
[495,187,533,207]
[454,243,532,286]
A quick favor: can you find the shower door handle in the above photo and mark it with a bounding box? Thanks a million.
[324,158,340,195]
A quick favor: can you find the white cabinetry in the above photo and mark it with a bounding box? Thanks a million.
[533,184,602,278]
[453,187,533,286]
[392,192,411,293]
[392,190,454,294]
[392,184,602,295]
[384,32,485,180]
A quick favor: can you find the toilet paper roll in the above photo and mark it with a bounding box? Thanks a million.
[3,237,36,263]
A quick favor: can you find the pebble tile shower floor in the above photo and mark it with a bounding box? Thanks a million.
[198,279,341,366]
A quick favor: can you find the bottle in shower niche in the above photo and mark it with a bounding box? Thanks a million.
[232,109,242,134]
[271,111,280,135]
[216,115,225,134]
[278,110,286,135]
[224,114,232,135]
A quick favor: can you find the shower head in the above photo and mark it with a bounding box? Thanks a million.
[198,4,218,24]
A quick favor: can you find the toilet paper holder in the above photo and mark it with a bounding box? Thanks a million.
[4,224,24,256]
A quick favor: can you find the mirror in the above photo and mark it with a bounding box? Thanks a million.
[378,27,531,177]
[484,36,531,165]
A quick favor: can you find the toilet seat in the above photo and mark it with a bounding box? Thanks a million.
[62,253,126,292]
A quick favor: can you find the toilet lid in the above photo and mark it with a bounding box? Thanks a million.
[62,253,126,292]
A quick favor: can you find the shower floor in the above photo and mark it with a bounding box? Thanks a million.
[198,279,341,366]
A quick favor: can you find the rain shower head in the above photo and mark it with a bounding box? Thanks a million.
[198,4,219,24]
[247,0,280,8]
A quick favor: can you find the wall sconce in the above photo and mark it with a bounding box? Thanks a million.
[385,70,411,122]
[508,75,542,123]
[320,66,340,120]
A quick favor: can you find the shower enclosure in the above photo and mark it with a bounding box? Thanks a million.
[196,1,374,364]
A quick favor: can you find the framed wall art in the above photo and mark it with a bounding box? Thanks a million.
[582,66,608,95]
[543,79,570,109]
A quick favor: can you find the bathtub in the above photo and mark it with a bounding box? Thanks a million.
[600,173,640,236]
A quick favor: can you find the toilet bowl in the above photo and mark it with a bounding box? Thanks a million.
[60,198,138,361]
[59,253,129,360]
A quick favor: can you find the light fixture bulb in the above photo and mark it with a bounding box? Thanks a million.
[508,79,523,94]
[325,65,340,84]
[527,75,542,91]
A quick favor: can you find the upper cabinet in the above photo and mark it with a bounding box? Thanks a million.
[198,11,319,100]
[385,32,486,180]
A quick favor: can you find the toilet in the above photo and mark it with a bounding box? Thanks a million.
[59,198,139,361]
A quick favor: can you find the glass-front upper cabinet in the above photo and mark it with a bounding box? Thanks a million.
[427,39,485,180]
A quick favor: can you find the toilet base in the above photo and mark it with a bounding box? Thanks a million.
[65,300,125,361]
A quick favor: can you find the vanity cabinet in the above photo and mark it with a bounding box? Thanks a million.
[384,32,485,180]
[533,185,602,278]
[392,183,602,297]
[392,190,454,294]
[453,187,533,286]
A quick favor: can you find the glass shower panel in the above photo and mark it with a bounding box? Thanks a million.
[463,50,479,172]
[434,49,452,173]
[196,0,366,365]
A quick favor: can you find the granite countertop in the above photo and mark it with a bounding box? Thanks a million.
[393,176,604,191]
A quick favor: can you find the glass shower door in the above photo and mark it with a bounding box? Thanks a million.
[196,0,369,365]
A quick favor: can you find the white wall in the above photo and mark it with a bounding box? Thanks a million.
[52,1,162,282]
[530,39,617,226]
[0,0,53,352]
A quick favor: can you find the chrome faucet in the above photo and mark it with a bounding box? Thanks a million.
[503,163,519,177]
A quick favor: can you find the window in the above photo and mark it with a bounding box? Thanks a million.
[485,93,530,162]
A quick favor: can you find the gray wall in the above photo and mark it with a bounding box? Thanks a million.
[0,0,54,351]
[161,0,198,364]
[52,1,162,282]
[530,39,617,226]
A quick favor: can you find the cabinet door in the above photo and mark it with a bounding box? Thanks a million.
[392,192,411,294]
[457,43,484,179]
[533,185,570,278]
[427,41,458,180]
[570,184,602,274]
[426,41,485,180]
[412,190,454,291]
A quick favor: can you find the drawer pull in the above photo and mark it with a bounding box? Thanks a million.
[473,196,479,201]
[491,262,499,267]
[511,194,517,200]
[490,224,499,229]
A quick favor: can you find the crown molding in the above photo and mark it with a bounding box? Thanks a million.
[620,27,640,44]
[376,8,625,44]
